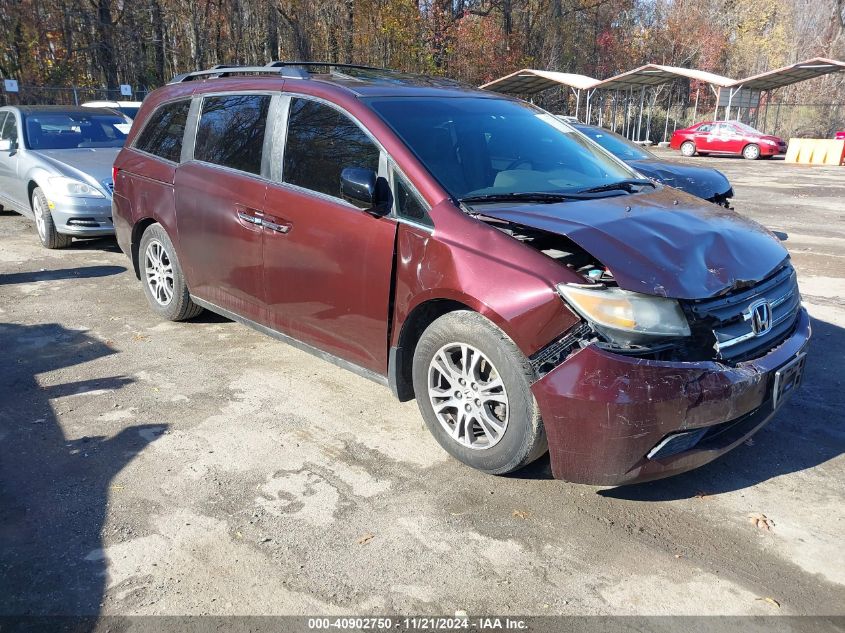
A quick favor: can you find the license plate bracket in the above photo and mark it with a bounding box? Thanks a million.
[772,352,806,410]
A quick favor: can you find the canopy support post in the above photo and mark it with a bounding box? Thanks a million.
[691,87,699,126]
[663,86,673,143]
[610,90,619,132]
[636,86,645,141]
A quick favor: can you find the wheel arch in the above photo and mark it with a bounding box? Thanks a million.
[388,293,519,402]
[388,298,477,401]
[130,217,160,279]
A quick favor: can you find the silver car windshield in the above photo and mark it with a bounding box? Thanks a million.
[24,112,127,150]
[365,96,636,199]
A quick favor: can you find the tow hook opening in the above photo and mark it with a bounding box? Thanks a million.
[646,428,709,460]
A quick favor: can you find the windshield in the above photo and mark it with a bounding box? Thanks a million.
[23,112,128,150]
[118,106,140,120]
[574,125,652,160]
[366,97,636,199]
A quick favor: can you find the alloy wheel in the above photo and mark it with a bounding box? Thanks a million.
[144,239,175,305]
[32,195,47,240]
[427,343,509,450]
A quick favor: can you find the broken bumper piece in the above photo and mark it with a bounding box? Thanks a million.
[531,307,811,486]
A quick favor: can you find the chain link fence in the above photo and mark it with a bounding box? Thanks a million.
[0,85,151,107]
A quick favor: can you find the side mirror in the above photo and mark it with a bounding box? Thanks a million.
[0,139,13,152]
[340,167,390,215]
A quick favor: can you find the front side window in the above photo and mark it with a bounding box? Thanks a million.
[366,97,634,200]
[283,98,380,200]
[24,111,127,150]
[393,172,431,225]
[194,94,271,175]
[135,99,190,162]
[0,113,15,142]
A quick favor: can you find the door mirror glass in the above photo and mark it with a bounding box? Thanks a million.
[0,139,12,152]
[340,167,390,214]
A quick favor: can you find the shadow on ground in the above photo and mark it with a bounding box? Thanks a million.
[0,265,125,286]
[0,322,165,616]
[517,317,844,499]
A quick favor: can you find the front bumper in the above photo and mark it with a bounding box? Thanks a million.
[50,196,115,237]
[532,308,811,485]
[761,143,786,156]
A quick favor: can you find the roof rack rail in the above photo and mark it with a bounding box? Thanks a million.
[168,61,400,84]
[168,64,309,84]
[265,61,397,74]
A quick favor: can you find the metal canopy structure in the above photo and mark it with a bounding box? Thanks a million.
[593,64,735,91]
[480,68,600,95]
[480,57,845,140]
[728,57,845,91]
[480,69,600,118]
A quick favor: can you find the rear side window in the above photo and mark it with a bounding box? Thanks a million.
[194,94,271,175]
[135,100,190,162]
[283,98,380,200]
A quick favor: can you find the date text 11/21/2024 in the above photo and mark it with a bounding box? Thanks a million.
[307,616,529,630]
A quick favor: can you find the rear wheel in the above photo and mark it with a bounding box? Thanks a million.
[743,143,761,160]
[139,223,203,321]
[680,141,696,157]
[32,187,72,249]
[412,311,547,475]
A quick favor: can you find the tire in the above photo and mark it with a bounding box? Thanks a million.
[138,223,203,321]
[412,310,547,475]
[680,141,697,157]
[743,143,760,160]
[31,187,72,249]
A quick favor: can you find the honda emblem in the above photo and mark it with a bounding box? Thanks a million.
[749,300,773,336]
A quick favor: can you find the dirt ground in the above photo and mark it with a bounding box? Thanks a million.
[0,151,843,620]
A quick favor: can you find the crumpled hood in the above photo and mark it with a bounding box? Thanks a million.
[627,159,732,201]
[31,148,119,192]
[476,188,788,300]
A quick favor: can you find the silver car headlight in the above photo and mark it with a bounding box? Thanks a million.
[48,176,105,198]
[557,284,690,344]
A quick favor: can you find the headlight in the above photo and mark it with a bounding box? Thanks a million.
[48,176,105,198]
[761,139,777,146]
[557,284,690,343]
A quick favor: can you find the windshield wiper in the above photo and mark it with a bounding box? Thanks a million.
[459,191,589,204]
[576,178,656,194]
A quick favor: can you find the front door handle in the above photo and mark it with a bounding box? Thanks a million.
[237,211,263,226]
[263,218,291,234]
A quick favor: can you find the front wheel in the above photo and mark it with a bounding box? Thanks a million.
[743,143,761,160]
[680,141,697,157]
[138,223,203,321]
[412,311,547,475]
[32,187,72,249]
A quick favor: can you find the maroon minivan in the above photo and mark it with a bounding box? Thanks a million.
[112,63,810,485]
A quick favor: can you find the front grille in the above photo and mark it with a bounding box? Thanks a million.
[684,264,801,363]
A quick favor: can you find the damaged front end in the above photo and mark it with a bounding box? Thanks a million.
[474,207,810,485]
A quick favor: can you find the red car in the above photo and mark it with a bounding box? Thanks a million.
[835,131,845,140]
[112,63,809,485]
[671,121,787,159]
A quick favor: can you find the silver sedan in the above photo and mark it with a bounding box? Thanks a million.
[0,105,125,248]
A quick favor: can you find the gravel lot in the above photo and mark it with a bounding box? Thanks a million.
[1,151,843,620]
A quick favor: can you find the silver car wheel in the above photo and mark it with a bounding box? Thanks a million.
[681,141,696,157]
[427,343,509,450]
[144,239,175,306]
[32,194,47,240]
